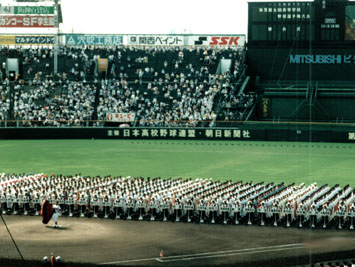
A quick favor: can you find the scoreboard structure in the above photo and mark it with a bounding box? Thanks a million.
[247,0,355,81]
[247,0,355,122]
[249,1,315,42]
[248,0,349,43]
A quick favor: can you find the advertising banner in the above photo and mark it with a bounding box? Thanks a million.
[0,127,352,142]
[127,35,184,46]
[289,54,355,64]
[189,35,246,46]
[64,34,245,46]
[15,35,54,44]
[106,128,252,139]
[106,113,136,122]
[65,35,123,46]
[0,16,55,28]
[0,6,54,15]
[0,35,54,45]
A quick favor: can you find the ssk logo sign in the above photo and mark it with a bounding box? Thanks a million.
[191,36,244,46]
[194,37,207,45]
[210,36,240,45]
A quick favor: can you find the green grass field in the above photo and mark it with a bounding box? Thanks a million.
[0,140,354,187]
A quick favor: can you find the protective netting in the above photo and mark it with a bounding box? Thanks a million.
[0,215,23,261]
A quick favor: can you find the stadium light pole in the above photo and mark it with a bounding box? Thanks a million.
[54,0,59,74]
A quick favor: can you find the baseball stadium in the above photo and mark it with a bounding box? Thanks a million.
[0,0,355,267]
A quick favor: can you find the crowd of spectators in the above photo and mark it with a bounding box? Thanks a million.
[214,72,256,123]
[0,80,10,122]
[0,45,250,127]
[96,73,221,127]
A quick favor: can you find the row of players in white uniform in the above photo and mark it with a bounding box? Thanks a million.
[0,173,354,228]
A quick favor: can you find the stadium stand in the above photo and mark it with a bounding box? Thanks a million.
[0,173,354,229]
[0,45,249,127]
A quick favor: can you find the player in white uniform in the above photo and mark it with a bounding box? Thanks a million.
[52,201,61,228]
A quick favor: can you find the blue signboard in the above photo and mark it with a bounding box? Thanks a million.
[289,54,354,64]
[15,36,54,44]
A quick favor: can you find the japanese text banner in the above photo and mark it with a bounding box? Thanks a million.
[106,113,136,122]
[106,128,254,139]
[0,6,54,15]
[0,35,54,45]
[15,36,54,44]
[65,35,123,46]
[127,35,185,46]
[0,16,55,28]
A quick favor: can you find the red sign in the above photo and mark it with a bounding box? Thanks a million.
[209,36,240,46]
[106,113,136,122]
[0,16,55,28]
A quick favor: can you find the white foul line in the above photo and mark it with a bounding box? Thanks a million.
[99,257,159,265]
[157,246,304,263]
[99,243,303,265]
[153,243,302,259]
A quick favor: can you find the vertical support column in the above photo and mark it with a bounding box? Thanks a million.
[54,0,59,74]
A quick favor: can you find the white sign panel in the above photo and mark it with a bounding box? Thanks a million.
[127,35,184,46]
